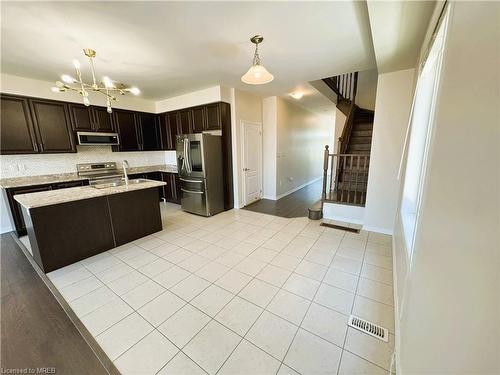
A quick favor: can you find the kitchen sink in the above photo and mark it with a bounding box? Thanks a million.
[92,178,149,189]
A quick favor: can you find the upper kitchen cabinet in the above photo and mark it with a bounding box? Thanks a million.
[69,104,114,133]
[69,104,93,132]
[191,106,206,133]
[113,110,140,151]
[29,99,76,153]
[137,113,161,151]
[178,109,192,135]
[205,102,222,131]
[0,95,39,154]
[92,106,114,132]
[159,112,179,151]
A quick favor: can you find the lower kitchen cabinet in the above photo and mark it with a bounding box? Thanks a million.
[22,187,162,272]
[161,172,181,204]
[5,180,88,236]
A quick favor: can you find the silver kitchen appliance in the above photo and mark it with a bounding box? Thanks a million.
[176,133,224,216]
[77,131,120,146]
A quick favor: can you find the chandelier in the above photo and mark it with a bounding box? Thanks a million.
[52,48,140,113]
[241,35,274,85]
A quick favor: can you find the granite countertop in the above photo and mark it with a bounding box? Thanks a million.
[14,179,167,209]
[0,164,178,189]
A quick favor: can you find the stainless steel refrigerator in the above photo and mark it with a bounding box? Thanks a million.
[176,133,224,216]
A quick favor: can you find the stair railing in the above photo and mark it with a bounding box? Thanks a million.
[322,145,370,206]
[338,102,356,154]
[322,72,358,103]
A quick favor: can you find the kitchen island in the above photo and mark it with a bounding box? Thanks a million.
[14,179,166,273]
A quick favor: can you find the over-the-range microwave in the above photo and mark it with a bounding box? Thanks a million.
[77,131,120,146]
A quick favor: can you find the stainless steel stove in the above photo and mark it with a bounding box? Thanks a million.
[76,162,124,185]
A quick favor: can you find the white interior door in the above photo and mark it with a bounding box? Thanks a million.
[241,121,262,206]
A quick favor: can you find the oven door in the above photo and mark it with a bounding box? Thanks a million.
[179,177,208,216]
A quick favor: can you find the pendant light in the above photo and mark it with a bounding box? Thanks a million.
[241,35,274,85]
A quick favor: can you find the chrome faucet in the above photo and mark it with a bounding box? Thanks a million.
[122,160,129,186]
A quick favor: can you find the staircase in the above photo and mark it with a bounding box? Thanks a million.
[320,72,374,207]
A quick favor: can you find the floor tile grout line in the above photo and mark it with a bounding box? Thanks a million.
[51,208,392,375]
[274,228,348,375]
[335,232,369,375]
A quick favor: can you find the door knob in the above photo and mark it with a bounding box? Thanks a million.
[243,168,250,171]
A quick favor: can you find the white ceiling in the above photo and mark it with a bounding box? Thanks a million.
[1,1,376,101]
[367,0,437,73]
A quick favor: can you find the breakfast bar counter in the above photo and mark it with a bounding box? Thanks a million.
[14,180,166,273]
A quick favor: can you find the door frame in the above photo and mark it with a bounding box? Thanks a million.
[240,120,263,207]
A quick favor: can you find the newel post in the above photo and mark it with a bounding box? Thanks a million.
[322,145,329,201]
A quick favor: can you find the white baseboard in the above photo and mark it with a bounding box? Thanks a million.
[323,202,364,224]
[392,234,401,375]
[262,194,277,200]
[271,177,322,201]
[328,215,364,225]
[362,225,393,235]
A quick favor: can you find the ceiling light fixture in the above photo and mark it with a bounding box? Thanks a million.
[241,35,274,85]
[290,92,304,100]
[52,48,140,113]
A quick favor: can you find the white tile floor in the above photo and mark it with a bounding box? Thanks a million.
[45,203,395,375]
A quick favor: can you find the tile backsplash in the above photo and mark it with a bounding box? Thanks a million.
[0,146,177,178]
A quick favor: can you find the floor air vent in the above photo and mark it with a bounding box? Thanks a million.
[348,315,388,342]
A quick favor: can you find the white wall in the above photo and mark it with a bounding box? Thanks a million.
[231,89,263,207]
[275,98,334,197]
[356,68,378,110]
[155,86,224,113]
[363,69,415,234]
[394,2,500,374]
[262,97,277,199]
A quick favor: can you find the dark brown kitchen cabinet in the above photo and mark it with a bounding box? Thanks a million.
[5,179,90,237]
[92,106,114,132]
[159,112,180,150]
[69,104,93,132]
[67,104,115,133]
[6,184,53,236]
[29,99,76,153]
[137,113,161,151]
[161,172,181,204]
[113,110,140,151]
[0,95,39,154]
[191,106,206,133]
[205,102,222,130]
[178,109,192,135]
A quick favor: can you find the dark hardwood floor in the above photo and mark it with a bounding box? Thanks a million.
[0,233,110,374]
[243,179,322,218]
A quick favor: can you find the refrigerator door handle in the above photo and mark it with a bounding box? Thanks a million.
[181,188,204,194]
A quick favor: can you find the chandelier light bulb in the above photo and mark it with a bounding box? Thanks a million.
[61,74,74,84]
[129,87,140,95]
[103,76,114,88]
[52,48,140,112]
